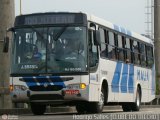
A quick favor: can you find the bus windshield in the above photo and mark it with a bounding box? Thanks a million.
[11,26,87,75]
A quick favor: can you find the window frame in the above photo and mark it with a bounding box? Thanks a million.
[96,24,154,68]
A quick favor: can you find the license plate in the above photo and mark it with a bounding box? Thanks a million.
[65,90,79,95]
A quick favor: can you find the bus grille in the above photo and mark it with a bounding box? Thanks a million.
[29,85,63,91]
[30,94,64,101]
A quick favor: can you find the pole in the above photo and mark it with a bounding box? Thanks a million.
[0,0,15,108]
[20,0,22,15]
[154,0,160,94]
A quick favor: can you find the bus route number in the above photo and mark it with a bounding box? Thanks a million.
[65,68,82,72]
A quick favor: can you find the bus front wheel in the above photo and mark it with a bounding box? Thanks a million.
[76,87,105,114]
[88,87,105,113]
[76,102,88,114]
[30,103,46,115]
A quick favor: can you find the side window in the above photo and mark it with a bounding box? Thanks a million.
[146,46,154,68]
[117,35,124,61]
[88,29,99,67]
[139,43,146,66]
[99,28,105,43]
[108,31,116,60]
[99,28,107,58]
[109,32,115,46]
[132,40,140,65]
[125,38,132,63]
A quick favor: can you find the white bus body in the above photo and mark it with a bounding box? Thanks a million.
[9,12,155,114]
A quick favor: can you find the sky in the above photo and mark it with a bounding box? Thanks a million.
[15,0,148,34]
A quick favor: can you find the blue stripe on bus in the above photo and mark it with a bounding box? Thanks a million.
[126,30,132,36]
[120,64,128,93]
[22,76,66,87]
[128,64,134,93]
[120,27,126,34]
[23,77,37,87]
[22,77,37,87]
[111,63,134,93]
[113,24,132,37]
[113,24,119,31]
[111,62,122,92]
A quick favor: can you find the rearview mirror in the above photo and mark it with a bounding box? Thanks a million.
[94,30,101,46]
[3,37,9,53]
[89,23,101,46]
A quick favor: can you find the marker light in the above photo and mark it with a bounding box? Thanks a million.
[10,85,13,92]
[80,83,86,89]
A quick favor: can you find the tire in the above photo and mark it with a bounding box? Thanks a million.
[76,102,88,114]
[122,103,132,112]
[30,103,46,115]
[76,87,105,114]
[88,87,105,113]
[122,87,141,112]
[131,87,141,111]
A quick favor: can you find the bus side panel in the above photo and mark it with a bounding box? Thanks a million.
[89,66,101,102]
[99,59,116,102]
[100,60,155,103]
[147,66,155,102]
[118,64,134,102]
[134,66,154,103]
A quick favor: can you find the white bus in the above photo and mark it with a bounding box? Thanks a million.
[4,12,155,115]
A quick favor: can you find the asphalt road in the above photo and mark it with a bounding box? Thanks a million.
[2,107,159,120]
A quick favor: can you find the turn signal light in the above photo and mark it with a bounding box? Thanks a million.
[80,83,86,89]
[10,85,13,92]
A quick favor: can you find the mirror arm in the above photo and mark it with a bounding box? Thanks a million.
[2,27,14,53]
[3,37,9,53]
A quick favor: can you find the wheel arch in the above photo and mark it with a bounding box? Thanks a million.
[137,83,142,100]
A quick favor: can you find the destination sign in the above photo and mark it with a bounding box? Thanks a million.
[25,15,75,25]
[14,13,87,26]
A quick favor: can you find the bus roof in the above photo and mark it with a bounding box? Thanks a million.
[87,14,153,45]
[15,12,153,45]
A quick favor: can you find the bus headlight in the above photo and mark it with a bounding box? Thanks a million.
[14,85,27,91]
[66,83,86,90]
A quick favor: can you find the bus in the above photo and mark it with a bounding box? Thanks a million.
[4,12,155,115]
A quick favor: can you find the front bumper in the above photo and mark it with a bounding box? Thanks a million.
[11,87,89,104]
[11,90,29,102]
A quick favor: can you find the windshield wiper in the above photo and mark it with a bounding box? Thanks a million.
[29,25,45,40]
[54,25,68,41]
